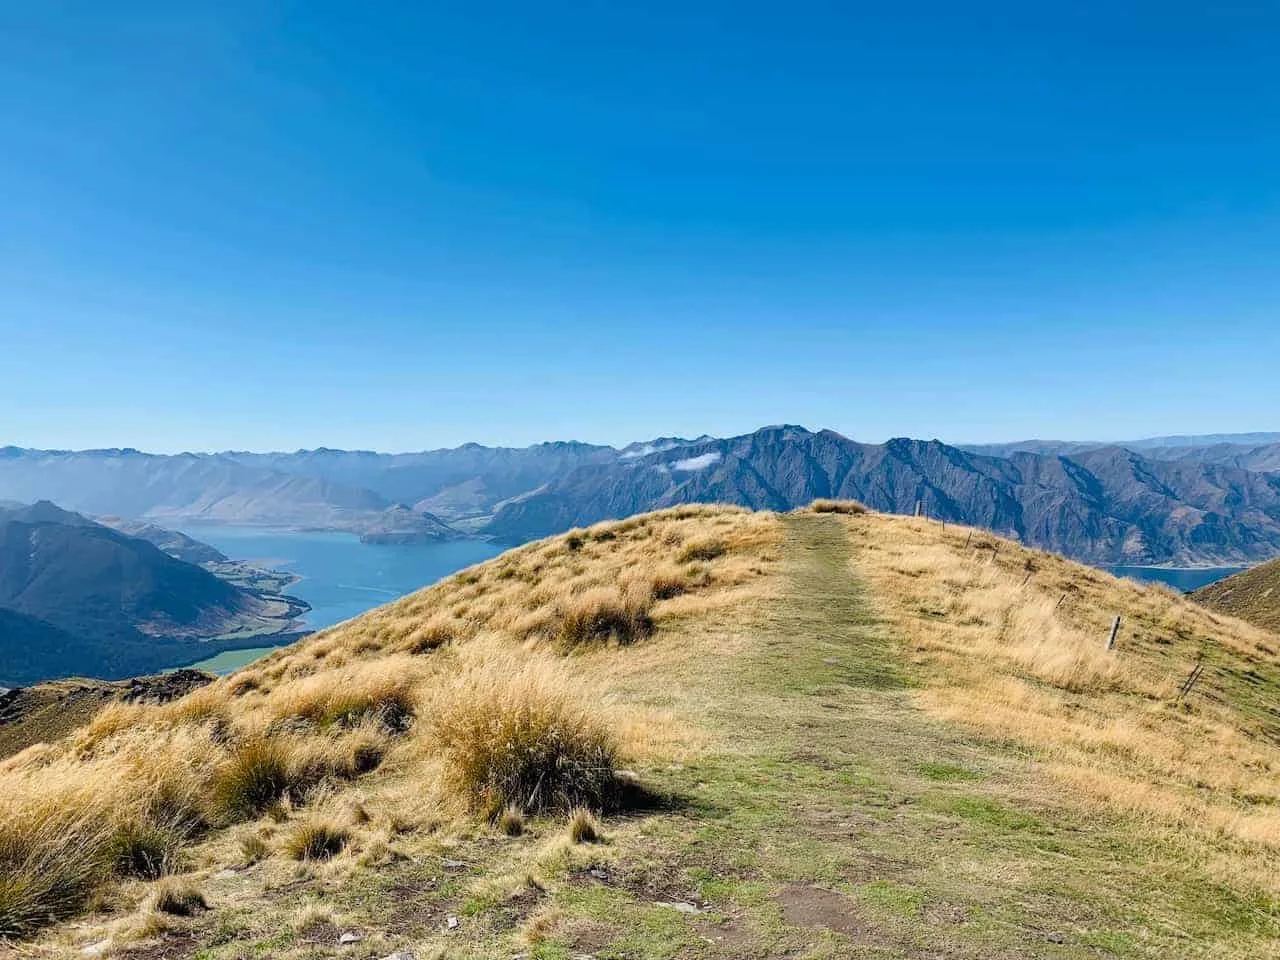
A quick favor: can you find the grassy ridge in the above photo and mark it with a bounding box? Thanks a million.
[1193,557,1280,633]
[1,505,1277,957]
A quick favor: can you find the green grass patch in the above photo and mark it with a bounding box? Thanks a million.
[943,796,1044,833]
[858,879,926,918]
[916,761,982,782]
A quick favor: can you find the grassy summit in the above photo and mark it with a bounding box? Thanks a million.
[1,505,1278,958]
[1193,557,1280,634]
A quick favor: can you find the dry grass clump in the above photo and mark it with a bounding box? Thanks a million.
[268,671,416,734]
[106,819,185,880]
[557,586,654,648]
[808,498,869,515]
[149,877,207,916]
[403,615,459,655]
[677,537,726,563]
[496,805,526,837]
[0,810,111,938]
[208,738,298,823]
[567,807,602,844]
[645,563,692,600]
[239,832,271,864]
[433,661,621,817]
[284,818,350,861]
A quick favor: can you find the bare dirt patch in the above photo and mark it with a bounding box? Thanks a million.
[776,883,865,937]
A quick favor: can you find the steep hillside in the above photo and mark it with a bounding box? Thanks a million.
[485,426,1280,564]
[0,507,307,685]
[1193,558,1280,632]
[0,670,213,760]
[2,505,1277,958]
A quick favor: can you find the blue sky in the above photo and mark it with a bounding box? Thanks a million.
[1,1,1277,453]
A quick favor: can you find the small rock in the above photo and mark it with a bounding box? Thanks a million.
[213,868,238,880]
[655,900,703,914]
[445,915,460,930]
[1046,932,1065,944]
[81,941,111,957]
[381,953,417,960]
[588,867,609,880]
[442,858,467,869]
[338,931,364,945]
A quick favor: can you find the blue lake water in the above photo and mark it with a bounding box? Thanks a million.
[1104,565,1244,593]
[179,527,503,673]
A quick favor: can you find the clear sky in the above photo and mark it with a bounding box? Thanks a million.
[1,2,1277,453]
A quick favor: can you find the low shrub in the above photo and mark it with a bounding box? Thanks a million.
[284,819,350,861]
[558,588,653,648]
[434,665,621,817]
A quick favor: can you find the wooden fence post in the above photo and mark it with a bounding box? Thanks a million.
[1177,661,1205,700]
[1106,615,1121,650]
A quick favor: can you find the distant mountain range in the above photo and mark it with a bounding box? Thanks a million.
[1,428,1278,567]
[0,502,306,685]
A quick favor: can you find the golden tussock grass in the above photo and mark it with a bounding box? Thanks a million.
[0,505,778,940]
[283,818,350,861]
[567,807,603,844]
[556,585,654,648]
[430,657,620,816]
[806,497,869,515]
[149,877,207,917]
[845,514,1280,893]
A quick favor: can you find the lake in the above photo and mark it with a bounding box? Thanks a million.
[180,527,503,673]
[1105,565,1244,592]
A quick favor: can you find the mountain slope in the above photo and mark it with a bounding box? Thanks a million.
[962,432,1280,468]
[0,505,307,684]
[223,441,618,519]
[1192,557,1280,632]
[485,426,1280,564]
[0,448,390,529]
[7,430,1280,564]
[1,505,1277,957]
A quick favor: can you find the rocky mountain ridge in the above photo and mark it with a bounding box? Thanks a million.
[3,429,1279,565]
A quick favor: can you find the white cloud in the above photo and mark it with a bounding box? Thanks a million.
[671,452,721,472]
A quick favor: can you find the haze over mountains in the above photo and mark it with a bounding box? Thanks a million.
[2,427,1279,566]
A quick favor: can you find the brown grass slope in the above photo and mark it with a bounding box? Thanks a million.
[0,504,1278,958]
[1193,557,1280,634]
